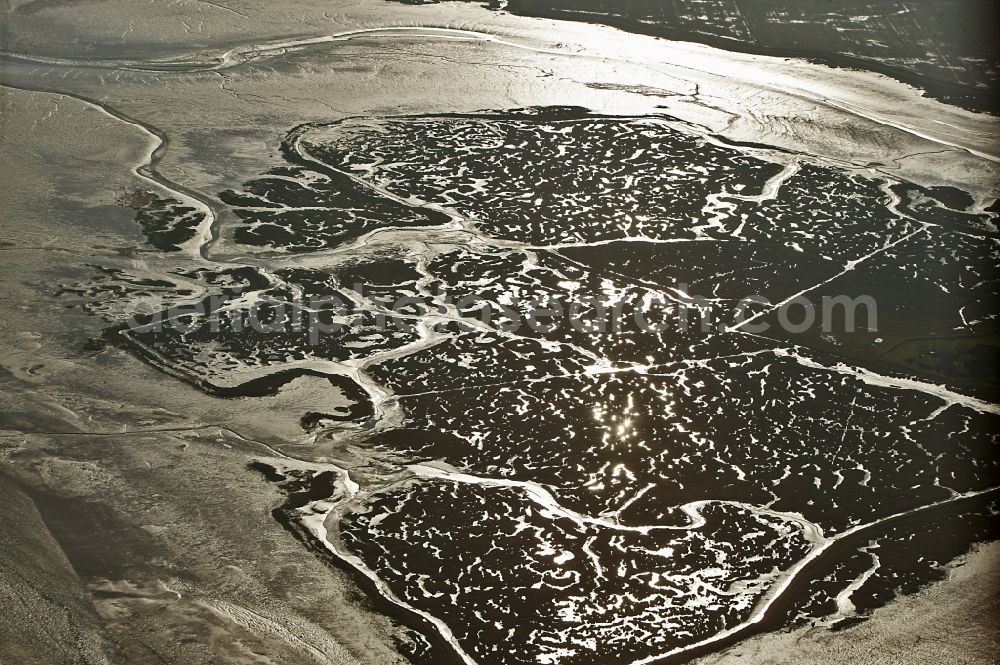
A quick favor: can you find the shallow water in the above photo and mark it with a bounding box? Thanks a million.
[3,3,998,663]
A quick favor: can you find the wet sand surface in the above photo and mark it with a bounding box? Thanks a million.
[387,0,1000,112]
[1,1,998,664]
[700,540,1000,665]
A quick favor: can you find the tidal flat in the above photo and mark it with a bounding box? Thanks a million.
[1,1,998,664]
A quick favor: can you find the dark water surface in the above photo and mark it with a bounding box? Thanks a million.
[90,105,1000,663]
